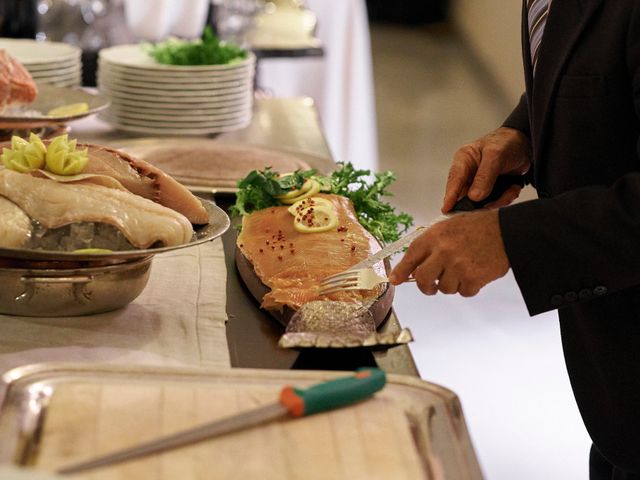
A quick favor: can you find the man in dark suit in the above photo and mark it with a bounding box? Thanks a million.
[390,1,640,478]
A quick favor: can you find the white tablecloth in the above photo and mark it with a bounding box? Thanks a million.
[258,0,379,171]
[0,239,230,403]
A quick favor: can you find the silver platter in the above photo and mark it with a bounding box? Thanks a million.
[0,84,110,127]
[0,198,230,263]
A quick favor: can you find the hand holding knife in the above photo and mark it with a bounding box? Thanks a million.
[347,174,526,272]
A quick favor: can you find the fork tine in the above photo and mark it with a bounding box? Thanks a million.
[320,270,359,281]
[318,271,360,287]
[318,278,360,291]
[318,285,362,295]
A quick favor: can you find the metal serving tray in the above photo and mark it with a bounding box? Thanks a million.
[0,363,483,479]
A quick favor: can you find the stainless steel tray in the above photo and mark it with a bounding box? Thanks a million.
[0,363,483,479]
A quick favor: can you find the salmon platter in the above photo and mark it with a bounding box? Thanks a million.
[231,164,414,343]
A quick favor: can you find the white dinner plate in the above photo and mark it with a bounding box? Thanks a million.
[106,105,252,122]
[98,81,251,97]
[98,44,256,72]
[100,114,252,135]
[97,73,253,91]
[0,38,81,65]
[101,110,252,128]
[30,65,82,78]
[107,95,251,110]
[98,86,252,104]
[32,70,82,84]
[25,58,80,73]
[98,63,255,84]
[106,101,252,116]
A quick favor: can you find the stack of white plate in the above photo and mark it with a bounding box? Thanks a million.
[0,38,82,88]
[97,44,255,136]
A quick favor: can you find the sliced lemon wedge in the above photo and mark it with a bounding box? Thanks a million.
[72,248,113,254]
[47,102,90,118]
[293,204,339,233]
[287,196,333,216]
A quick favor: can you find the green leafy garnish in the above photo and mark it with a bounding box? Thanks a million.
[147,26,248,66]
[229,163,413,244]
[229,168,315,217]
[329,163,413,244]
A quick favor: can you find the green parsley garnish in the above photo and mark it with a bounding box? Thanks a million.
[147,26,248,66]
[229,163,413,244]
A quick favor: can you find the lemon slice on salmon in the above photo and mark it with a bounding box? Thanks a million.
[293,204,339,233]
[287,196,333,216]
[47,102,90,118]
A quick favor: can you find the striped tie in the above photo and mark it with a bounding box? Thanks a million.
[528,0,551,72]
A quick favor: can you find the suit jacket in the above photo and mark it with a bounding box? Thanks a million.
[498,0,640,472]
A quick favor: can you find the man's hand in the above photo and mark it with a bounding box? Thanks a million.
[389,210,509,297]
[442,127,531,213]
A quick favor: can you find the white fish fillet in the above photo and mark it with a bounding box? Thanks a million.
[0,169,193,248]
[82,145,210,224]
[0,196,30,248]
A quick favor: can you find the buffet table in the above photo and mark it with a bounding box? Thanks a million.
[52,96,419,378]
[0,97,488,479]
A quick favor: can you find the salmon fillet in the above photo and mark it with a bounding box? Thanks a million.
[0,50,37,108]
[237,194,385,312]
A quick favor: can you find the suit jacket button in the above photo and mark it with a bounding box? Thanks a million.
[578,289,592,300]
[551,294,564,306]
[593,286,607,296]
[564,291,578,303]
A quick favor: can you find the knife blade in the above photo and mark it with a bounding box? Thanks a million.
[57,368,386,475]
[346,174,526,271]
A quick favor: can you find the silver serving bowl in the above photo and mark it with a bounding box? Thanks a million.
[0,199,230,317]
[0,255,153,317]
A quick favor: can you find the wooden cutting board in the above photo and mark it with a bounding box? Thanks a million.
[0,364,483,480]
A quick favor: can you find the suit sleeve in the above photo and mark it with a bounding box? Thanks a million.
[499,175,640,315]
[502,93,531,139]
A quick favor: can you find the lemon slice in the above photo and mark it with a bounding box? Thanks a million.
[293,204,339,233]
[287,196,333,216]
[72,248,113,254]
[275,178,313,200]
[47,102,90,118]
[280,179,321,205]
